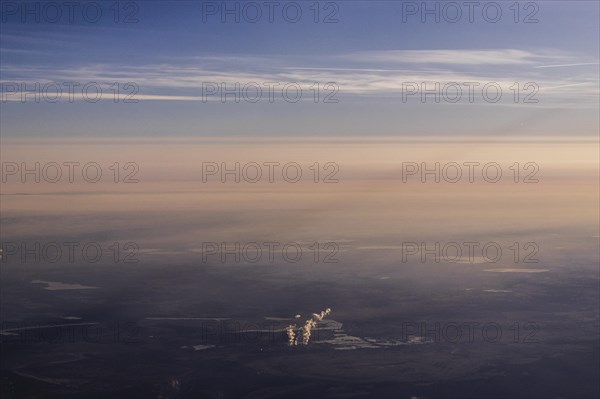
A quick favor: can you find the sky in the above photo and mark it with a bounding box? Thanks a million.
[0,0,599,137]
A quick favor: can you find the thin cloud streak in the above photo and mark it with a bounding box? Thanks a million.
[536,63,600,68]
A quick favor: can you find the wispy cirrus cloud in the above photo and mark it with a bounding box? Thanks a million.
[1,49,598,106]
[535,62,600,68]
[339,49,551,65]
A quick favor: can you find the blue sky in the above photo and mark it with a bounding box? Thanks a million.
[1,0,598,136]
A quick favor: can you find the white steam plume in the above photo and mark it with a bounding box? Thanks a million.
[286,324,298,346]
[287,308,331,346]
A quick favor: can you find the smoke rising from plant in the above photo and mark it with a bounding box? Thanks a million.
[286,308,331,346]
